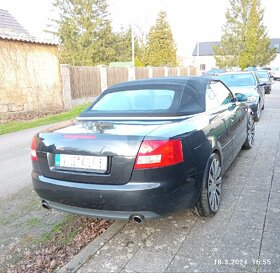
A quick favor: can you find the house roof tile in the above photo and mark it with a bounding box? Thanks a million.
[0,9,57,45]
[192,39,280,56]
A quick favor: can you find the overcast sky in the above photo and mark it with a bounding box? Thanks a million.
[1,0,279,56]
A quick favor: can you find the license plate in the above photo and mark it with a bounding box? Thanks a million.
[55,154,107,172]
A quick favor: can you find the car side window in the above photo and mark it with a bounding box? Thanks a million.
[205,84,220,111]
[254,73,260,84]
[210,81,234,106]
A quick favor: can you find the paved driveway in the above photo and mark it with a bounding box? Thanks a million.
[75,82,280,273]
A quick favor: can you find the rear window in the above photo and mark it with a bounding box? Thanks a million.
[219,73,256,87]
[256,71,269,79]
[80,78,209,118]
[91,89,175,112]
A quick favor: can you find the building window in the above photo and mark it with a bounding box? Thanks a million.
[200,64,206,71]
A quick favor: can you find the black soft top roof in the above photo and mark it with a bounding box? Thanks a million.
[80,76,212,118]
[112,76,194,88]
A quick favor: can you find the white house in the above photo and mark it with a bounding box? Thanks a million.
[192,39,280,73]
[270,39,280,67]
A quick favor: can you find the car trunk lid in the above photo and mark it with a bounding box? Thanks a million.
[36,120,165,185]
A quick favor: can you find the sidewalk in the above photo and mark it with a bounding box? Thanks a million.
[60,85,280,273]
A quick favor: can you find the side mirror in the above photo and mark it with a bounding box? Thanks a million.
[235,93,247,102]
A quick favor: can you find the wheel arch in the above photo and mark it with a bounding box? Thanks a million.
[211,144,223,171]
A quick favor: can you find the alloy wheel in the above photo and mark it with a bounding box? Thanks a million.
[207,157,222,212]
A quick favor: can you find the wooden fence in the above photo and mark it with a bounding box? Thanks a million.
[70,66,101,99]
[152,67,165,78]
[62,65,197,107]
[135,67,149,80]
[106,67,128,88]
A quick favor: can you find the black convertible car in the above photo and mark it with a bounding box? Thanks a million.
[32,77,254,222]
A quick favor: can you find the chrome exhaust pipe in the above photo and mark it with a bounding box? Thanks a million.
[132,215,144,224]
[42,200,51,210]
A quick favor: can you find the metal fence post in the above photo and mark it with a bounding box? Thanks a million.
[164,67,168,77]
[148,67,153,78]
[99,65,108,92]
[177,67,181,76]
[128,66,135,81]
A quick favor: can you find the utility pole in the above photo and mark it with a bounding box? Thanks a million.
[131,24,135,68]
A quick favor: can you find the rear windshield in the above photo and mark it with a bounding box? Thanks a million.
[91,89,175,112]
[80,78,209,118]
[219,73,256,87]
[256,71,269,79]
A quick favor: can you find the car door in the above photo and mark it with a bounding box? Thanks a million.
[228,102,247,159]
[206,83,232,171]
[254,73,265,109]
[211,81,247,162]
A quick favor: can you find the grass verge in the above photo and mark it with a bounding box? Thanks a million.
[0,103,90,135]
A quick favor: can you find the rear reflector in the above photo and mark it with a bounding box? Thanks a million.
[31,137,38,161]
[134,140,183,169]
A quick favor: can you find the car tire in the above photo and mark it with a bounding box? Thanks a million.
[243,114,255,150]
[196,153,222,217]
[254,103,261,122]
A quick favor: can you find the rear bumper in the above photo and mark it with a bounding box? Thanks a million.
[32,165,200,220]
[44,200,160,220]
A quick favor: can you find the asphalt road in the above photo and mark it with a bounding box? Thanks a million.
[0,124,58,198]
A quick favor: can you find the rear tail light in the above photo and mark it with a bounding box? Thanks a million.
[134,140,183,169]
[31,137,38,161]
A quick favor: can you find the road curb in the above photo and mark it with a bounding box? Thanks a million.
[57,221,127,273]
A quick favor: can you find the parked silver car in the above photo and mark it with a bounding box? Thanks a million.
[255,70,272,94]
[218,71,265,122]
